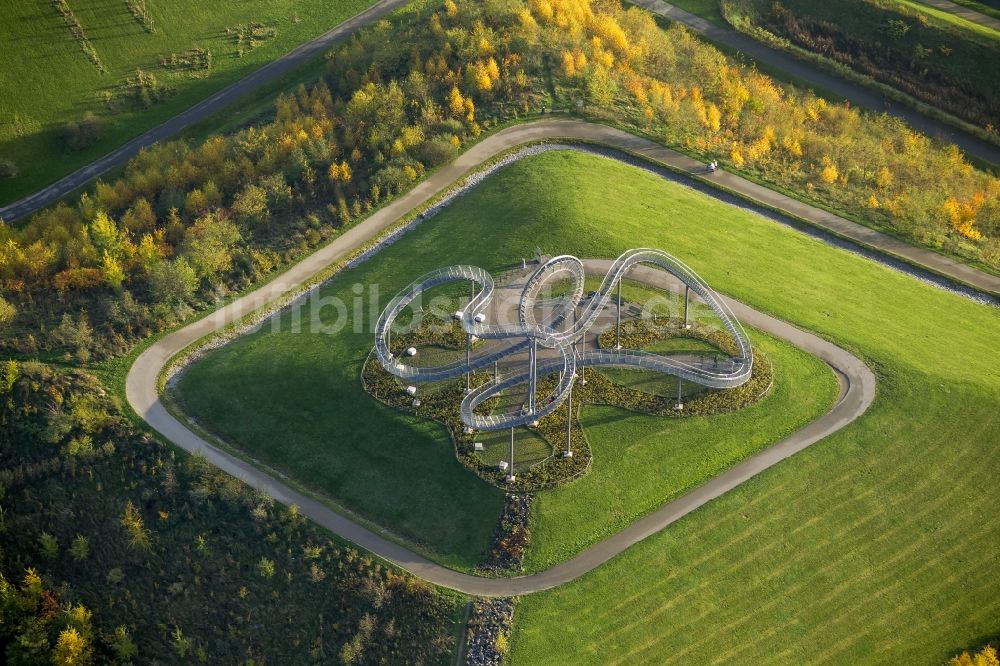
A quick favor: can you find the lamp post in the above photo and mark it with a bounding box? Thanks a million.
[528,338,537,420]
[564,381,573,457]
[615,279,622,349]
[507,426,516,482]
[684,285,691,329]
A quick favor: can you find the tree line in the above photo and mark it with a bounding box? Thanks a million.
[0,359,458,663]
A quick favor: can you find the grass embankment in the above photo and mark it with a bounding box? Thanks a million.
[176,150,836,571]
[492,156,1000,662]
[525,329,836,571]
[0,0,373,205]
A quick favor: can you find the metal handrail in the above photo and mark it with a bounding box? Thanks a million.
[374,249,753,431]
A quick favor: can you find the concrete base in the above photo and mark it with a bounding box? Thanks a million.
[473,442,484,452]
[505,475,517,483]
[674,403,684,411]
[562,450,573,458]
[529,420,539,427]
[463,427,474,435]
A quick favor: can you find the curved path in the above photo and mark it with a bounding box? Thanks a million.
[0,0,410,222]
[128,120,878,595]
[4,0,999,224]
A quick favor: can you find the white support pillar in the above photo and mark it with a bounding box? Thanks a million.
[507,427,516,482]
[684,285,691,329]
[528,339,537,417]
[564,383,573,457]
[465,333,471,393]
[615,279,622,349]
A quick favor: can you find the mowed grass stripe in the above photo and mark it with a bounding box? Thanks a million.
[578,454,891,631]
[605,454,946,662]
[583,438,928,635]
[525,331,836,570]
[615,489,996,665]
[612,412,993,662]
[708,488,997,664]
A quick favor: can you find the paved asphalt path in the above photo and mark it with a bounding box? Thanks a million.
[127,119,879,596]
[632,0,1000,166]
[918,0,1000,31]
[0,0,410,223]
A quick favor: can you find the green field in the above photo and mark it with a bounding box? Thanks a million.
[0,0,372,205]
[481,155,1000,662]
[177,148,998,660]
[175,150,836,571]
[525,328,836,571]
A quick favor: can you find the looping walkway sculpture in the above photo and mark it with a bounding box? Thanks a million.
[374,248,753,432]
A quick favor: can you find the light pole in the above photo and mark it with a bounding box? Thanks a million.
[683,285,691,329]
[507,426,516,482]
[564,381,573,457]
[465,333,471,392]
[528,338,537,421]
[615,278,622,349]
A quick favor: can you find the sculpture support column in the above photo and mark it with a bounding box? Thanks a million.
[508,426,516,482]
[564,383,573,457]
[615,279,622,349]
[528,339,537,415]
[684,285,690,329]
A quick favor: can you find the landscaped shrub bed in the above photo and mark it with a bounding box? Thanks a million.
[477,493,534,575]
[0,360,459,663]
[465,597,515,666]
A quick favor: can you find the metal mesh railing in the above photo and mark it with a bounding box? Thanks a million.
[373,249,753,431]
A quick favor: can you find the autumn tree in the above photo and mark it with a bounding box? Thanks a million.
[232,184,269,227]
[180,213,241,280]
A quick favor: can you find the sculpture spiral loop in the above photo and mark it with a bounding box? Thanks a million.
[374,249,752,431]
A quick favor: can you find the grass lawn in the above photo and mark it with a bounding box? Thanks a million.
[493,154,1000,662]
[525,329,837,572]
[0,0,373,205]
[175,150,836,571]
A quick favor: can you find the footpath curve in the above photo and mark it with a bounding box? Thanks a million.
[128,120,880,596]
[0,0,410,223]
